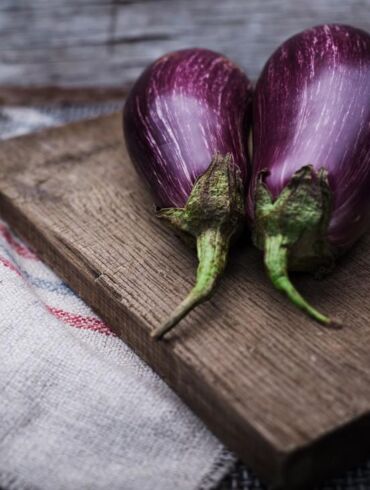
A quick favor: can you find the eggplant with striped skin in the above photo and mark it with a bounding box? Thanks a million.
[124,48,252,339]
[248,24,370,325]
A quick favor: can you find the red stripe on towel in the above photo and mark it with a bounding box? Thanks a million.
[0,256,21,275]
[47,306,113,336]
[0,224,38,260]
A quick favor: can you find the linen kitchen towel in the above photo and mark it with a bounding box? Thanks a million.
[0,105,235,490]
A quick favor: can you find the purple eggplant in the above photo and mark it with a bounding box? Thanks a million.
[249,24,370,325]
[123,48,252,339]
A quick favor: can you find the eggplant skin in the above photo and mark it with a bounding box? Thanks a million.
[249,24,370,253]
[123,48,253,209]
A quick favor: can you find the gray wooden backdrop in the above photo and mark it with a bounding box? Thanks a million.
[2,0,370,89]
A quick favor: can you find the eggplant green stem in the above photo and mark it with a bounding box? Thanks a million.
[264,234,330,325]
[151,228,228,340]
[253,165,336,326]
[152,153,245,340]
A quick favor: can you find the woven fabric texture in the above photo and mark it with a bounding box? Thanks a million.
[0,105,235,490]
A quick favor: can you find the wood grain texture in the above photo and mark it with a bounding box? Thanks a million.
[1,113,370,488]
[1,0,370,89]
[0,86,127,106]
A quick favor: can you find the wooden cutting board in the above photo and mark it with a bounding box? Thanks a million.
[1,113,370,489]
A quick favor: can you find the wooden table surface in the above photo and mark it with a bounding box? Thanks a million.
[1,113,370,490]
[1,0,370,100]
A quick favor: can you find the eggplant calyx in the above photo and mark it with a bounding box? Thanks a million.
[152,153,245,340]
[253,165,336,325]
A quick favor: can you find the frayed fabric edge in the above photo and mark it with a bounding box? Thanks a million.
[197,447,236,490]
